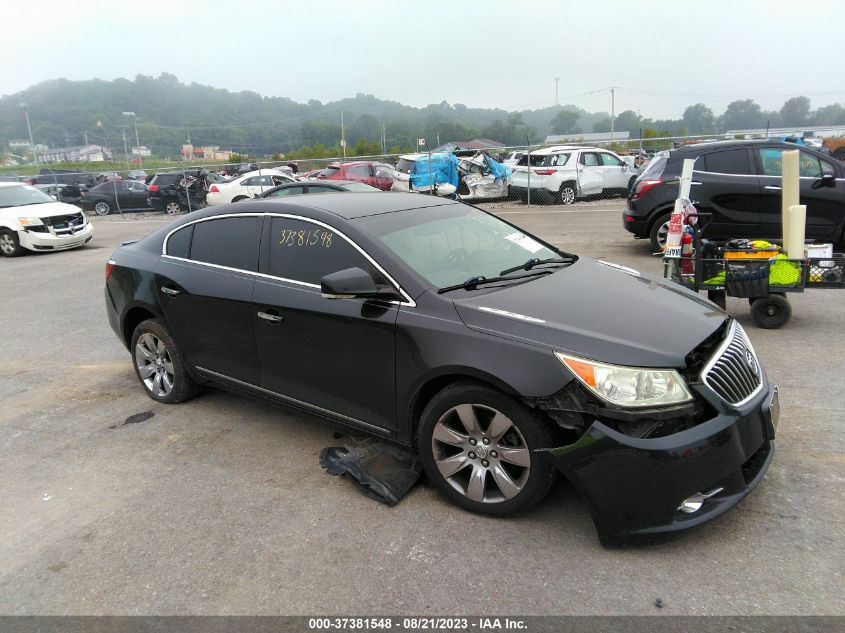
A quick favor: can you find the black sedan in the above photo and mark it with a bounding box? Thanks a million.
[104,193,777,545]
[81,179,152,215]
[259,179,380,197]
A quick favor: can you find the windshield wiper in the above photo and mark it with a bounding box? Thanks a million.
[437,270,551,294]
[499,255,576,276]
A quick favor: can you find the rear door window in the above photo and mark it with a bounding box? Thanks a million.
[548,153,571,167]
[165,225,194,258]
[189,217,263,272]
[702,149,752,175]
[267,217,377,285]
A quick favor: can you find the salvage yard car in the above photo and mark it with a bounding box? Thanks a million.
[0,182,93,257]
[510,145,636,204]
[104,192,777,545]
[205,169,296,206]
[625,140,845,251]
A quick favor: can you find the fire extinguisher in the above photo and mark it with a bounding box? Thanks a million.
[681,229,694,274]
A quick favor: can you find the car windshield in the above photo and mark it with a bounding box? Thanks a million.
[319,166,340,177]
[341,182,379,191]
[357,204,560,289]
[0,185,56,208]
[395,158,416,173]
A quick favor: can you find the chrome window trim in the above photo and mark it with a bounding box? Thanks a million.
[160,212,416,307]
[195,366,390,437]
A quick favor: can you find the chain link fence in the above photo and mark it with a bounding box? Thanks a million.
[5,131,835,217]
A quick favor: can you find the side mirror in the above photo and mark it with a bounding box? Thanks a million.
[812,173,836,189]
[320,267,398,300]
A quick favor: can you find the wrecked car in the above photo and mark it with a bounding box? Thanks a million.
[105,193,777,545]
[392,152,511,200]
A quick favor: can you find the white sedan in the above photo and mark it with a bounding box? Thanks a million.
[0,183,93,257]
[205,169,296,206]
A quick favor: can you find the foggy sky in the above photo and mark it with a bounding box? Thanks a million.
[4,0,844,118]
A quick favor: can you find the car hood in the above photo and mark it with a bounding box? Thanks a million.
[451,257,727,368]
[1,201,83,219]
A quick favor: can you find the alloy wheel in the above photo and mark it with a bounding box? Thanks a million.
[560,187,576,205]
[165,201,181,215]
[94,201,110,215]
[431,403,531,503]
[656,221,669,249]
[0,234,15,254]
[134,333,175,397]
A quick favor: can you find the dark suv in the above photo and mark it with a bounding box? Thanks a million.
[623,140,844,251]
[147,170,205,215]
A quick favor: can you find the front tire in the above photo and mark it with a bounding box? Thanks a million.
[164,200,182,215]
[417,382,557,516]
[0,229,24,257]
[93,201,111,216]
[131,318,201,404]
[649,212,672,252]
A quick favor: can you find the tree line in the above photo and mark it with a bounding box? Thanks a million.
[1,74,843,162]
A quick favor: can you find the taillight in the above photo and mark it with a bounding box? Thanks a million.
[105,260,116,281]
[209,184,219,193]
[632,179,663,200]
[534,169,556,176]
[148,184,159,192]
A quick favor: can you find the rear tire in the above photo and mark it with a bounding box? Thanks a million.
[417,381,557,517]
[130,318,201,404]
[649,212,672,252]
[0,229,24,257]
[555,183,577,205]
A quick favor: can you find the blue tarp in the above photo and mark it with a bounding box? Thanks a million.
[483,155,512,181]
[410,153,459,189]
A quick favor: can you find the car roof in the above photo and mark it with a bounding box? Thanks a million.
[529,145,586,155]
[673,139,802,154]
[0,182,24,188]
[240,191,461,219]
[238,169,291,178]
[277,180,360,188]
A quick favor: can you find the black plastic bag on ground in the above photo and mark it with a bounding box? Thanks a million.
[319,437,423,506]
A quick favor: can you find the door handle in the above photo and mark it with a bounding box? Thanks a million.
[160,286,181,296]
[257,311,284,323]
[765,185,782,191]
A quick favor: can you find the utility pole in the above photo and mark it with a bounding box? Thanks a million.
[382,123,386,154]
[83,130,88,145]
[610,87,616,142]
[555,78,560,105]
[20,103,38,168]
[340,110,346,161]
[120,127,130,170]
[123,112,142,167]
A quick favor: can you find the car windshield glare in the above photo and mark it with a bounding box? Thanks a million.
[357,205,560,289]
[0,185,56,208]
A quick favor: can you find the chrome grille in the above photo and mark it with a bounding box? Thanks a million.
[701,321,763,405]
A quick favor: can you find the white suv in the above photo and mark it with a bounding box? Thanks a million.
[510,145,636,204]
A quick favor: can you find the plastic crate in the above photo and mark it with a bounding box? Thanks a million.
[806,256,845,288]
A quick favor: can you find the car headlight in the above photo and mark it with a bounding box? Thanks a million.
[555,352,693,408]
[18,217,44,226]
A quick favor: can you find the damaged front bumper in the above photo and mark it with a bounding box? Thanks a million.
[539,381,778,546]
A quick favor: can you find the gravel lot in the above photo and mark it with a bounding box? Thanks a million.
[1,201,843,615]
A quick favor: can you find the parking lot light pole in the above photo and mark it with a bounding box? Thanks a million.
[20,103,39,169]
[123,112,142,168]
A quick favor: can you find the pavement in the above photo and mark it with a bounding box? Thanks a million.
[0,201,842,615]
